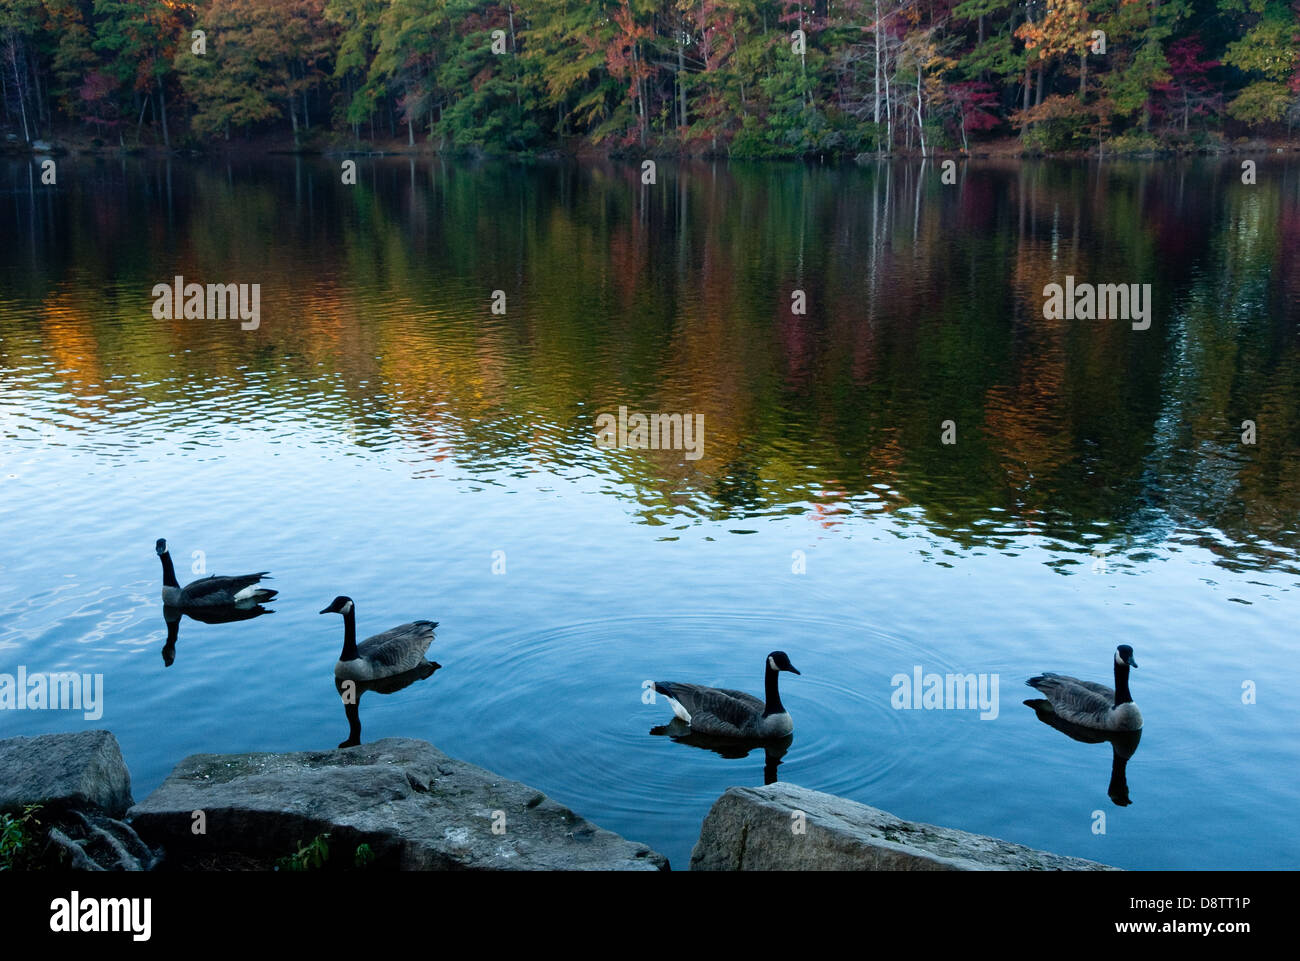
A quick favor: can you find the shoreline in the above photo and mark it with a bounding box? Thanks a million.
[7,130,1299,164]
[1,730,1117,872]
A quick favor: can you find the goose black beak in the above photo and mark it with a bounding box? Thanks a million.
[1127,657,1138,669]
[788,664,801,675]
[319,606,332,615]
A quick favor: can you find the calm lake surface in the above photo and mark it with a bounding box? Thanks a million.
[1,155,1298,870]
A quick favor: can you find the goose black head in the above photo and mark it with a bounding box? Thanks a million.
[767,651,801,675]
[155,538,168,556]
[1116,645,1137,669]
[320,596,355,616]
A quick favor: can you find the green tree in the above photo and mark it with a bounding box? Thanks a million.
[1221,1,1298,126]
[175,0,335,145]
[93,0,185,146]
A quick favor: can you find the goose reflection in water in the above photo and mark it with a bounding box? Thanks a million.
[335,660,441,749]
[651,718,793,785]
[161,603,274,667]
[1024,699,1143,806]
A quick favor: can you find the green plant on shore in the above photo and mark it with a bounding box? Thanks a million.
[276,834,376,870]
[0,804,44,870]
[276,833,331,872]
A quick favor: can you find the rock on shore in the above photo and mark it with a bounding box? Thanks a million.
[0,730,133,817]
[691,783,1118,871]
[3,731,1119,871]
[0,730,157,869]
[127,737,668,870]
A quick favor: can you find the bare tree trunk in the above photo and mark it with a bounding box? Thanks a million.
[134,93,148,144]
[883,37,893,152]
[634,39,648,148]
[7,40,31,141]
[158,82,170,148]
[798,4,808,107]
[915,59,926,157]
[873,0,881,128]
[677,15,687,129]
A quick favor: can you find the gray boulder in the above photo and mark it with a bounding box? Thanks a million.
[128,738,667,870]
[0,730,133,817]
[691,783,1118,871]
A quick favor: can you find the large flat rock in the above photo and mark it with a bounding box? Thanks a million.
[691,783,1118,871]
[127,738,667,871]
[0,730,133,817]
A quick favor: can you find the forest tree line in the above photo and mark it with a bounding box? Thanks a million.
[1,0,1298,157]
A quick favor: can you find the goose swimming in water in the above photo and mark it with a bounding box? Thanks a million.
[653,651,800,739]
[1025,645,1143,732]
[156,538,277,609]
[320,595,438,683]
[1023,699,1144,806]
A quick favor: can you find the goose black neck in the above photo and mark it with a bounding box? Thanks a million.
[763,662,785,717]
[159,551,179,588]
[1113,660,1133,706]
[339,608,359,662]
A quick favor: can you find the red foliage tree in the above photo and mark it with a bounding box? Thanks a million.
[948,80,999,150]
[1152,35,1221,134]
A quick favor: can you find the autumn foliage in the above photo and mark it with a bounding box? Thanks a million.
[0,0,1296,155]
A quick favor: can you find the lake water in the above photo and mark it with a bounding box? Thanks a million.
[1,155,1297,870]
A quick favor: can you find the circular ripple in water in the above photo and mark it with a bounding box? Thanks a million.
[430,609,961,866]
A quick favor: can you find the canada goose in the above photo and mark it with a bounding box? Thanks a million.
[653,651,800,739]
[1023,697,1144,806]
[156,538,277,608]
[1025,644,1142,732]
[320,595,438,683]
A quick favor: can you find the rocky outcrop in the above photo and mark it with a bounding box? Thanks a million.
[4,731,1119,871]
[128,738,668,871]
[691,783,1118,871]
[0,730,133,817]
[0,730,156,869]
